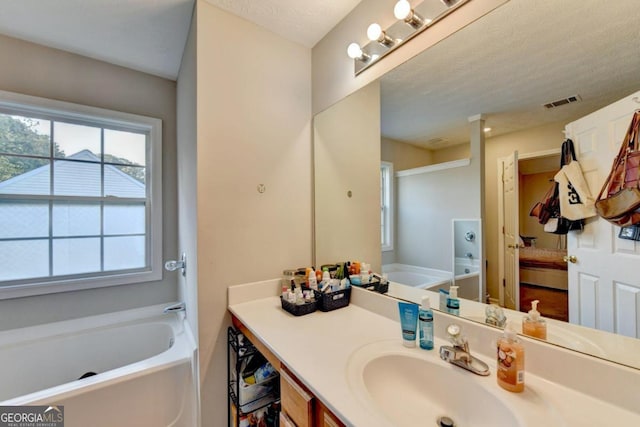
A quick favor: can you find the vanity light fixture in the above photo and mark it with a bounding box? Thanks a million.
[394,0,425,29]
[347,43,370,62]
[367,23,395,47]
[347,0,471,75]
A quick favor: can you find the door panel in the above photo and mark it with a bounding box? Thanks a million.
[566,91,640,337]
[502,151,519,310]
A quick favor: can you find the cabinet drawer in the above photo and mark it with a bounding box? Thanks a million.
[280,368,314,427]
[279,412,297,427]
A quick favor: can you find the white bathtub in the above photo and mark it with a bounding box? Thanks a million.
[382,264,452,289]
[0,303,197,427]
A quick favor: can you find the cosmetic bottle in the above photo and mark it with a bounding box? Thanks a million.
[307,268,318,290]
[497,321,525,393]
[446,285,460,316]
[418,296,434,350]
[522,300,547,339]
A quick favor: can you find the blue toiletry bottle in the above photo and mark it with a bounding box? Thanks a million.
[446,285,460,316]
[418,296,434,350]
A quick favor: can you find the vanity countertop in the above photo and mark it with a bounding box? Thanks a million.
[228,284,640,426]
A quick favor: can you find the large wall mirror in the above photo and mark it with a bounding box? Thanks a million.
[314,0,640,369]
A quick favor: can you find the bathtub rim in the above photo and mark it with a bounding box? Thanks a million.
[0,302,194,406]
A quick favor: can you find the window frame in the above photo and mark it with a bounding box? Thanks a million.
[0,90,162,299]
[381,161,394,252]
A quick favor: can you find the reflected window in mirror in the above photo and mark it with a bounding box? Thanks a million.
[381,161,394,252]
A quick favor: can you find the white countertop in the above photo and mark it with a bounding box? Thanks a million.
[228,283,640,426]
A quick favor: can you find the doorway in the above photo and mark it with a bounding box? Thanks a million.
[499,148,569,321]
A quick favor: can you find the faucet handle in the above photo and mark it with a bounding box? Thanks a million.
[446,324,467,348]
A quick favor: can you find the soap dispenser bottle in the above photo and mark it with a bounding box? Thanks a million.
[446,285,460,316]
[418,296,434,350]
[522,300,547,339]
[497,321,525,393]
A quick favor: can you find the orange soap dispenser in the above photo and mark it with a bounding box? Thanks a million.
[496,321,525,393]
[522,300,547,340]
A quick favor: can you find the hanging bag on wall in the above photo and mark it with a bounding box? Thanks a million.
[536,139,584,234]
[529,182,556,224]
[594,111,640,226]
[554,138,597,220]
[542,182,584,234]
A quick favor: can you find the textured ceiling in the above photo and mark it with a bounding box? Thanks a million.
[0,0,194,80]
[380,0,640,148]
[203,0,362,48]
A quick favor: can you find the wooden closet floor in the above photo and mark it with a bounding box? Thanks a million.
[519,283,568,322]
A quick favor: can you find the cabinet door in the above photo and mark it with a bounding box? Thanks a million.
[280,368,314,427]
[315,400,345,427]
[279,412,297,427]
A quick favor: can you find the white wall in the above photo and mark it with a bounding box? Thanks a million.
[0,34,178,329]
[177,9,199,340]
[194,2,312,425]
[314,81,381,272]
[396,164,479,271]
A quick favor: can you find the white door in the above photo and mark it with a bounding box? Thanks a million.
[565,91,640,337]
[501,151,519,310]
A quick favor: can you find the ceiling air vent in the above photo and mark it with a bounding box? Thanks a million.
[425,137,448,148]
[543,95,582,109]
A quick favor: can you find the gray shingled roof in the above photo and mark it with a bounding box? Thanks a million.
[0,150,145,198]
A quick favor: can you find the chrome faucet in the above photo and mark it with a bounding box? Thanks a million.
[439,324,490,376]
[465,252,473,259]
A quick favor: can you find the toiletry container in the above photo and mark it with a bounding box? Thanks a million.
[522,300,547,339]
[418,296,434,350]
[496,321,525,392]
[446,285,460,316]
[307,269,318,290]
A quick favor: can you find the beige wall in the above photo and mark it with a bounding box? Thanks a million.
[0,34,178,329]
[315,81,381,273]
[312,0,508,114]
[381,137,432,171]
[484,121,565,299]
[195,2,312,425]
[432,143,470,164]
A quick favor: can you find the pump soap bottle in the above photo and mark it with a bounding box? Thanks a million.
[418,296,434,350]
[446,285,460,316]
[522,300,547,339]
[497,321,525,393]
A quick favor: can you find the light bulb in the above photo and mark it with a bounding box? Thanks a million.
[347,43,363,59]
[367,23,383,42]
[394,0,411,20]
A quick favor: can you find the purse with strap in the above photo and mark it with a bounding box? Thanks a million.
[594,111,640,226]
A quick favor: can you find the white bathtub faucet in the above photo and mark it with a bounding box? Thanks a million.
[163,302,186,314]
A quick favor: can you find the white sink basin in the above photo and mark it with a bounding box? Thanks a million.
[346,340,562,427]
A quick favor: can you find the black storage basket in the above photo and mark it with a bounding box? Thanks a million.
[314,287,351,312]
[280,296,317,316]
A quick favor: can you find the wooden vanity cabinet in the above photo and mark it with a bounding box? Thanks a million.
[231,315,345,427]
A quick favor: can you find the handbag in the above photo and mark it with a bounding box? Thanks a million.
[554,139,596,220]
[542,181,583,234]
[529,182,557,224]
[595,111,640,226]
